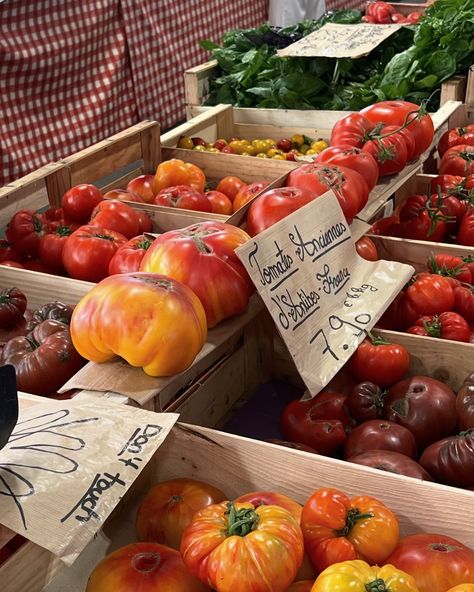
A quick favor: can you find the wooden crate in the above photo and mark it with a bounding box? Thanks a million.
[162,102,464,223]
[3,415,474,592]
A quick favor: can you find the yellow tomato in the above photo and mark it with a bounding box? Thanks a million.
[240,139,251,146]
[177,136,194,150]
[252,139,267,152]
[206,147,220,153]
[446,587,474,592]
[228,140,247,154]
[299,144,310,154]
[267,148,284,157]
[305,149,317,155]
[193,145,206,151]
[272,154,286,160]
[242,145,258,156]
[292,134,305,147]
[311,139,329,152]
[265,138,277,147]
[255,152,268,158]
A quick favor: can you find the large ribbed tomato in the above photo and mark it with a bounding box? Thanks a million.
[180,501,304,592]
[70,272,207,376]
[86,542,209,592]
[140,222,254,328]
[301,488,399,573]
[136,479,227,550]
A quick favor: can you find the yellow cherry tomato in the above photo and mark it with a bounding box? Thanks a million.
[265,138,277,147]
[299,144,310,154]
[242,146,258,156]
[251,139,267,152]
[292,134,305,147]
[178,136,194,150]
[228,140,247,154]
[240,139,251,146]
[255,152,269,158]
[206,147,220,153]
[193,145,207,152]
[311,139,329,153]
[272,154,287,160]
[305,149,317,155]
[266,148,284,157]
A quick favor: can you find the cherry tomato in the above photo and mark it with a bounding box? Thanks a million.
[62,183,103,223]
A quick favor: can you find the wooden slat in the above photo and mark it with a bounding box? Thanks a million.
[466,65,474,108]
[161,104,232,147]
[440,75,467,107]
[140,123,161,174]
[184,59,218,107]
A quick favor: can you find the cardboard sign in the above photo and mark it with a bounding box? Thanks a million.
[277,23,401,59]
[0,396,178,564]
[236,191,414,395]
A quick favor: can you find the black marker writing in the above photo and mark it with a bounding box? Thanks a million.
[316,264,351,295]
[247,240,296,290]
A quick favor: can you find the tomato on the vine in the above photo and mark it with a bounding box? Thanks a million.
[428,254,472,284]
[440,145,474,176]
[438,125,474,157]
[458,210,474,246]
[413,312,471,342]
[405,273,454,316]
[316,146,379,191]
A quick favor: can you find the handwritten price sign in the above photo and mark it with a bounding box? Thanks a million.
[0,396,178,564]
[236,191,414,395]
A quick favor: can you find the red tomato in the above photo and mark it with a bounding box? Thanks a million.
[330,113,374,148]
[414,312,471,342]
[235,491,302,521]
[204,190,233,215]
[382,125,416,161]
[440,145,474,176]
[286,163,368,222]
[385,533,474,592]
[438,125,474,157]
[246,187,315,236]
[343,419,417,460]
[440,195,469,230]
[430,174,466,196]
[108,235,156,275]
[0,239,22,263]
[6,210,50,258]
[316,146,379,191]
[383,376,458,449]
[458,210,474,246]
[136,478,226,550]
[360,100,435,157]
[407,325,429,336]
[43,207,64,222]
[405,273,454,316]
[86,542,209,591]
[348,336,410,387]
[62,183,103,223]
[90,200,141,239]
[103,188,145,202]
[140,222,254,328]
[454,286,474,322]
[346,381,385,422]
[38,225,73,272]
[215,176,246,201]
[126,174,156,203]
[349,450,433,480]
[232,181,270,213]
[62,225,127,282]
[355,236,378,261]
[135,210,153,234]
[366,0,396,22]
[428,254,472,284]
[363,133,408,176]
[154,185,212,213]
[370,215,400,236]
[0,260,24,269]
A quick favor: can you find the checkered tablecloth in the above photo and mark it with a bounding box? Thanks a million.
[0,0,268,185]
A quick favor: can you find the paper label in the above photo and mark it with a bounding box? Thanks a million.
[0,397,178,564]
[277,23,401,59]
[236,191,414,395]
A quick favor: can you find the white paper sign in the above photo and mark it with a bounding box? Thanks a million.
[277,23,402,59]
[0,397,178,565]
[236,191,414,395]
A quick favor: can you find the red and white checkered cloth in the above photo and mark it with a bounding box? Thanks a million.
[0,0,268,185]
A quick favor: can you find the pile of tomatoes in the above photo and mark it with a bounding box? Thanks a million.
[378,255,474,342]
[363,1,421,24]
[280,333,474,490]
[177,133,329,160]
[85,476,474,592]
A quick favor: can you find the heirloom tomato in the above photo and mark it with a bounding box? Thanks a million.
[232,181,270,212]
[43,207,63,222]
[0,239,22,263]
[366,1,396,21]
[153,158,205,194]
[344,420,417,460]
[430,174,466,196]
[348,336,410,387]
[108,235,155,275]
[246,187,314,236]
[216,176,246,201]
[70,273,207,376]
[316,146,379,191]
[135,209,152,233]
[286,163,368,222]
[383,376,457,449]
[383,124,416,160]
[429,254,472,284]
[360,100,434,156]
[62,225,127,282]
[346,381,385,423]
[386,533,474,592]
[205,190,233,214]
[434,429,474,487]
[457,376,474,430]
[180,501,304,592]
[301,488,399,572]
[1,319,85,396]
[312,559,419,592]
[412,312,471,342]
[27,300,73,330]
[329,113,373,148]
[445,586,474,592]
[86,542,209,592]
[405,273,454,316]
[458,211,474,246]
[38,225,73,271]
[235,491,302,521]
[363,132,408,176]
[439,125,474,157]
[355,236,378,261]
[136,478,226,550]
[103,188,144,202]
[62,183,103,223]
[287,581,314,592]
[6,210,50,258]
[140,222,253,328]
[154,185,211,212]
[126,174,156,203]
[0,288,27,330]
[349,450,432,480]
[440,145,474,176]
[90,200,141,238]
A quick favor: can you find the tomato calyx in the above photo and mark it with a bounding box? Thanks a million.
[131,551,161,573]
[135,238,153,250]
[421,315,441,338]
[54,225,73,237]
[366,330,390,346]
[365,578,388,592]
[225,502,259,537]
[336,507,374,537]
[132,275,173,290]
[460,150,474,161]
[424,193,455,237]
[33,214,45,233]
[375,141,396,163]
[427,256,466,280]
